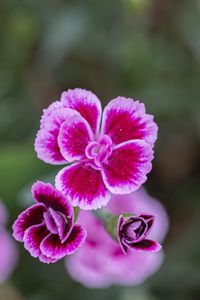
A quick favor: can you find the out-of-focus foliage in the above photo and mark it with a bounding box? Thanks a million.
[0,0,200,299]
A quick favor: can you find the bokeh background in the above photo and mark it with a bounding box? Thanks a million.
[0,0,200,299]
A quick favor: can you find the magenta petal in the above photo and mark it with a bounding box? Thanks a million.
[61,88,102,135]
[12,203,46,242]
[43,211,59,235]
[131,240,162,252]
[117,215,124,236]
[32,181,73,218]
[58,114,93,162]
[102,140,154,194]
[117,215,128,255]
[35,107,78,164]
[55,163,110,210]
[140,215,155,235]
[101,97,158,147]
[23,224,49,258]
[140,214,155,222]
[40,225,87,259]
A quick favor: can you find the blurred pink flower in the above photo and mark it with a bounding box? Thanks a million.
[35,88,157,210]
[0,201,18,284]
[65,189,169,288]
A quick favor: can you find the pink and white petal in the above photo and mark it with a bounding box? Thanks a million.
[35,127,66,164]
[61,88,102,135]
[58,115,94,162]
[130,240,162,252]
[35,107,79,165]
[40,225,87,259]
[101,97,158,147]
[55,163,111,210]
[39,254,59,264]
[23,224,49,258]
[40,101,64,128]
[12,203,46,242]
[101,140,154,194]
[32,181,73,218]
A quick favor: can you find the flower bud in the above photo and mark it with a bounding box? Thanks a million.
[117,214,162,254]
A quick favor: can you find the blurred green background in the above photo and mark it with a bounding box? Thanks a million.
[0,0,200,299]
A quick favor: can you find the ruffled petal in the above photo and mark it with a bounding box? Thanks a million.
[12,203,46,242]
[55,163,110,210]
[130,240,162,252]
[23,224,48,258]
[39,254,59,264]
[40,225,87,259]
[101,140,154,194]
[32,181,73,218]
[35,107,78,164]
[58,114,93,162]
[101,97,158,147]
[40,101,64,128]
[61,88,102,135]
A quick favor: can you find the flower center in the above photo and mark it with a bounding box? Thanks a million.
[43,208,68,240]
[85,135,112,169]
[124,219,146,241]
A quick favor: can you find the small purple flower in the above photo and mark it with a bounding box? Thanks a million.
[118,214,161,254]
[12,181,86,264]
[35,88,158,210]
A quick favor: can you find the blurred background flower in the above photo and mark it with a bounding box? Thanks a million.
[65,188,168,288]
[0,201,18,284]
[0,0,200,299]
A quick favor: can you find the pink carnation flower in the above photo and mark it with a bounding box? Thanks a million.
[12,182,86,264]
[35,88,158,210]
[65,189,169,288]
[0,202,18,284]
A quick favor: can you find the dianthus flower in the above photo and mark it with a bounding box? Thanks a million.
[0,201,18,283]
[65,188,169,288]
[12,182,86,263]
[35,88,158,210]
